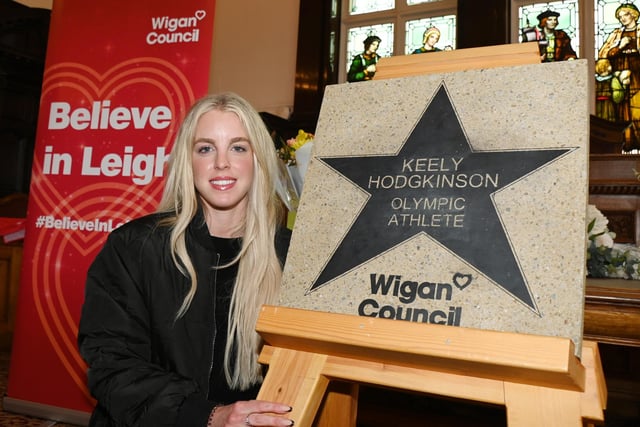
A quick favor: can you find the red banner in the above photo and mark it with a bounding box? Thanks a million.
[6,0,215,417]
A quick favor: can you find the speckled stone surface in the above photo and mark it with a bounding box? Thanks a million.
[279,60,589,355]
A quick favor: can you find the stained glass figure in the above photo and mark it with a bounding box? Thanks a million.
[347,35,382,82]
[597,2,640,150]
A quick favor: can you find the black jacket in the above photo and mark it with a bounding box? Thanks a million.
[78,210,291,427]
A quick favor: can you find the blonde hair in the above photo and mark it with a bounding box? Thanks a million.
[422,27,441,45]
[616,5,640,21]
[595,58,611,76]
[157,92,284,389]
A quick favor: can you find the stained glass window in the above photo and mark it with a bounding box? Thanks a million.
[595,0,630,60]
[593,0,640,151]
[518,1,580,55]
[349,0,395,15]
[514,1,633,60]
[405,15,456,54]
[351,0,444,7]
[512,0,640,151]
[346,23,395,73]
[342,0,457,81]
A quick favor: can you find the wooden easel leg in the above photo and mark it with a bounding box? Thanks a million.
[504,382,582,427]
[580,341,607,424]
[314,381,359,427]
[257,348,330,427]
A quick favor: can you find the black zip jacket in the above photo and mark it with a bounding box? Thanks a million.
[77,210,291,427]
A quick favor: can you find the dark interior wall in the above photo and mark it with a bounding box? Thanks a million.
[0,0,49,198]
[456,0,510,49]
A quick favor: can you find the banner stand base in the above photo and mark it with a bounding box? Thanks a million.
[3,396,91,426]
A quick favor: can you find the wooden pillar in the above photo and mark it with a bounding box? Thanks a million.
[290,0,341,134]
[456,0,511,49]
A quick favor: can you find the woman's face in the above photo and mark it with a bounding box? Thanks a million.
[618,9,637,27]
[427,32,440,47]
[192,109,254,219]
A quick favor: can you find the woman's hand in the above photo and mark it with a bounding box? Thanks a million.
[210,400,294,427]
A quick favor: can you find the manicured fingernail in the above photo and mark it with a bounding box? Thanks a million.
[288,421,295,426]
[287,406,293,412]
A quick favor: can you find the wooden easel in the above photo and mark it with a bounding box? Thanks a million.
[256,305,606,427]
[256,44,604,426]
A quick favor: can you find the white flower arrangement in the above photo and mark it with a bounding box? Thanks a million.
[586,204,640,280]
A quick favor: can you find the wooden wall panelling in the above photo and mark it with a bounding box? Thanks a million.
[290,0,340,135]
[585,279,640,347]
[587,155,640,425]
[589,154,640,245]
[0,243,22,350]
[588,194,640,244]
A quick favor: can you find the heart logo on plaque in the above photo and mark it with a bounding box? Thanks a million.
[452,272,473,290]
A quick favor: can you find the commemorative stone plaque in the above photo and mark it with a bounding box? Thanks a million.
[278,60,589,353]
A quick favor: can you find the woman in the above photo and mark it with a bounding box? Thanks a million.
[412,27,441,54]
[78,92,295,427]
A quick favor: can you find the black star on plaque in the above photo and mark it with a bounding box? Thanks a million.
[311,84,573,313]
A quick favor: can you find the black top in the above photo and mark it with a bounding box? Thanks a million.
[78,209,291,427]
